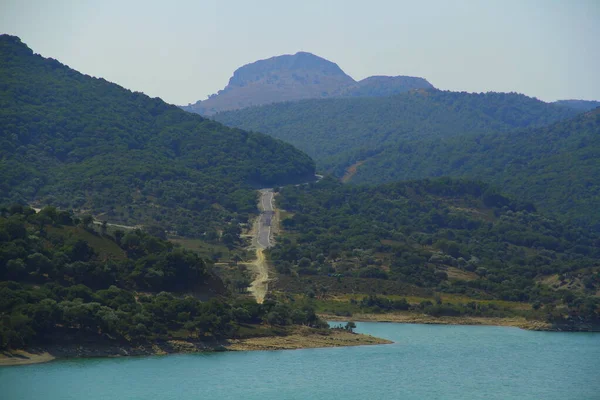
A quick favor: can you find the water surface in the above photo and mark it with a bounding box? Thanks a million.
[1,322,599,400]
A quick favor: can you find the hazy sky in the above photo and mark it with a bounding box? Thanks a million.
[2,0,599,105]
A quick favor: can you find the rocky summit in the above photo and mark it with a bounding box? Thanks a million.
[182,52,433,115]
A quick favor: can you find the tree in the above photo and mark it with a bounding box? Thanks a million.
[81,215,94,230]
[114,229,125,245]
[345,321,357,333]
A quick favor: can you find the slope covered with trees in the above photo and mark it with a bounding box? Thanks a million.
[269,178,600,323]
[214,89,578,175]
[0,35,315,237]
[0,206,325,350]
[214,91,599,229]
[350,108,600,230]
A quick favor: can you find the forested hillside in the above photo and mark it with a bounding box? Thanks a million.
[0,35,315,237]
[269,178,600,322]
[554,99,600,112]
[214,91,600,229]
[336,75,434,98]
[214,89,578,175]
[350,108,600,230]
[0,206,325,349]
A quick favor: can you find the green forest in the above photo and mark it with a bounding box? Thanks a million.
[214,89,578,173]
[0,205,325,350]
[268,178,600,323]
[350,108,600,230]
[214,90,600,230]
[0,35,315,238]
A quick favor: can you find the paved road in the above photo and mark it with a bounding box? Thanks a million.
[257,189,274,249]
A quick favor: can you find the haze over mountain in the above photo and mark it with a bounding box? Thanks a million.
[182,52,433,115]
[0,35,315,237]
[553,100,600,112]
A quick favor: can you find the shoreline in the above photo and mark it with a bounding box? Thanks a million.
[0,329,391,367]
[321,312,554,331]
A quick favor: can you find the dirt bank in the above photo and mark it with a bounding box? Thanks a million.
[0,329,391,367]
[321,312,553,331]
[228,328,392,351]
[247,248,270,304]
[0,350,55,366]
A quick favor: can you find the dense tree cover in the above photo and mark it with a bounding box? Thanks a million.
[554,100,600,112]
[335,76,433,98]
[350,108,600,230]
[0,35,315,238]
[352,295,513,318]
[268,178,600,321]
[215,89,599,231]
[214,89,578,176]
[0,206,324,350]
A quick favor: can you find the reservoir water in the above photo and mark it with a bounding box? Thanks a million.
[1,322,599,400]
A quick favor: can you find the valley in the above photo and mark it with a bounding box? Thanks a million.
[2,2,600,399]
[1,34,599,374]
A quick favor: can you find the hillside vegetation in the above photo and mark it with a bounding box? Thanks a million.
[554,99,600,112]
[0,206,325,350]
[350,108,600,230]
[214,91,600,228]
[0,35,315,238]
[268,178,600,324]
[214,89,577,175]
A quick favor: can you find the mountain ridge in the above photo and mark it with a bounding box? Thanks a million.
[182,51,433,115]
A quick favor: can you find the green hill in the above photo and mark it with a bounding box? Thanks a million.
[268,178,600,322]
[213,90,599,229]
[0,35,315,237]
[213,89,578,176]
[180,51,433,115]
[350,108,600,230]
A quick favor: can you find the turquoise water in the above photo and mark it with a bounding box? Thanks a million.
[2,322,599,400]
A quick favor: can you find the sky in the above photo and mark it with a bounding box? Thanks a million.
[1,0,599,105]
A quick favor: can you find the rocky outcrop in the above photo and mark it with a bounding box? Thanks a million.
[184,52,354,115]
[182,52,433,115]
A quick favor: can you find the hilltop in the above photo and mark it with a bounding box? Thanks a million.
[0,35,315,239]
[182,52,433,115]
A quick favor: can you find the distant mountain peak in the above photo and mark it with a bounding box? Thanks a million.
[182,52,433,115]
[226,51,352,89]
